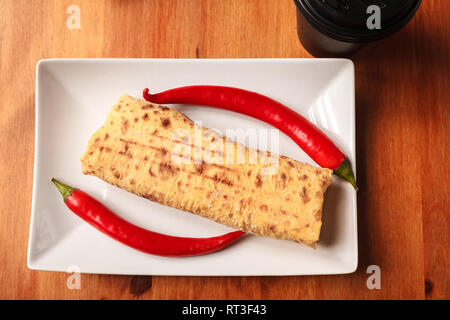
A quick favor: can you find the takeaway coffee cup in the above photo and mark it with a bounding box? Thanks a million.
[294,0,422,57]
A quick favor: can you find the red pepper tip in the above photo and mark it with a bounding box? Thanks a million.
[143,88,152,102]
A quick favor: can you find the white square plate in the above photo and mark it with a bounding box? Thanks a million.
[28,59,357,275]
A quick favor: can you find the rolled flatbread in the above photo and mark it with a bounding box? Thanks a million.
[81,95,332,247]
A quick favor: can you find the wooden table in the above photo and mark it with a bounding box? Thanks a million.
[0,0,448,300]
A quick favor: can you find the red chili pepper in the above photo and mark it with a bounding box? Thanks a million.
[143,86,357,189]
[51,178,245,257]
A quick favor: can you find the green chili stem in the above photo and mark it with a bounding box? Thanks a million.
[334,159,358,190]
[51,178,76,202]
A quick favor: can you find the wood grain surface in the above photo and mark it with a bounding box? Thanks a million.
[0,0,448,300]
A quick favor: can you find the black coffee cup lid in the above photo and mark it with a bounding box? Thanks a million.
[294,0,422,42]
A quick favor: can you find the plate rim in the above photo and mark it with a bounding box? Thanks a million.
[27,58,358,275]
